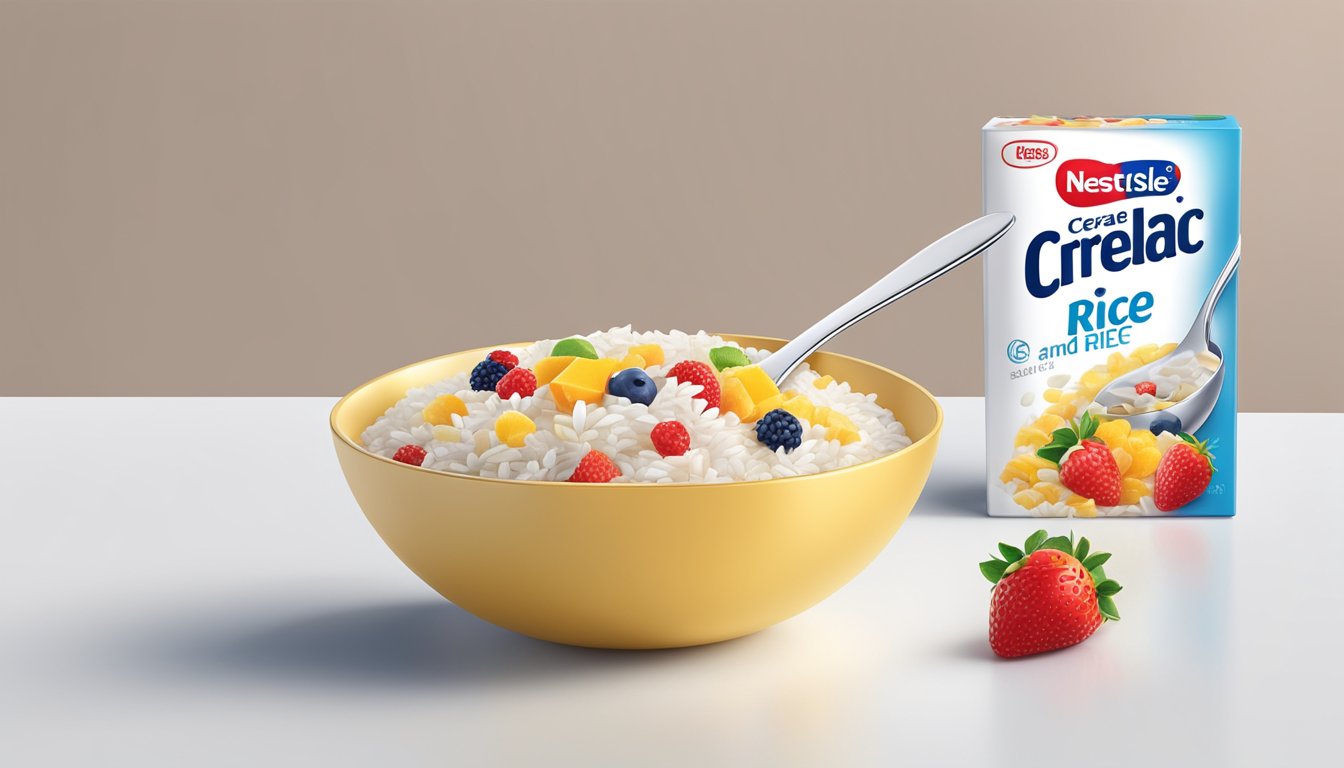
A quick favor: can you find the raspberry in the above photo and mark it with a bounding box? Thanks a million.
[488,350,519,370]
[755,409,803,453]
[666,360,720,410]
[1134,381,1157,397]
[470,359,510,391]
[495,367,538,400]
[567,450,621,483]
[392,444,427,466]
[650,420,691,457]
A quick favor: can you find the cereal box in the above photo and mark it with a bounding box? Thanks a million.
[982,115,1240,516]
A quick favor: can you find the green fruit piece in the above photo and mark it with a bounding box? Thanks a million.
[551,338,599,360]
[709,346,751,371]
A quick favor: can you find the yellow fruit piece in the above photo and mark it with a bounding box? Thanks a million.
[535,356,577,386]
[423,394,468,426]
[1127,430,1157,453]
[1043,388,1063,403]
[779,395,816,424]
[751,394,787,422]
[1131,343,1160,363]
[1111,446,1132,475]
[1013,489,1046,509]
[620,353,646,369]
[431,425,461,443]
[1034,413,1067,433]
[720,377,755,421]
[1094,418,1131,448]
[1005,453,1055,484]
[723,365,781,408]
[1128,446,1161,478]
[1033,482,1062,504]
[1120,477,1150,505]
[1001,465,1030,484]
[1069,497,1098,518]
[1106,352,1127,374]
[812,375,835,390]
[1045,402,1077,419]
[494,411,536,448]
[824,411,861,445]
[1080,369,1110,390]
[549,358,622,413]
[629,344,664,367]
[1016,427,1051,448]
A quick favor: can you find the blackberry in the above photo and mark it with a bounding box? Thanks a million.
[470,359,510,391]
[755,409,803,453]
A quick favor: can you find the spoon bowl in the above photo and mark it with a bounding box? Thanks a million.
[1093,238,1240,434]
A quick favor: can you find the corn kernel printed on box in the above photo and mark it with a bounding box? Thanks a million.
[982,115,1240,517]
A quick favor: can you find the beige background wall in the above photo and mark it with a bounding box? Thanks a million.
[1,0,1340,409]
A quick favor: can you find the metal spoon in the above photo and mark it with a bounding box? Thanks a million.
[758,213,1016,386]
[1092,237,1241,434]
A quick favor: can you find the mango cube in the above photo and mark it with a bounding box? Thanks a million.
[1128,446,1162,478]
[720,377,755,421]
[494,411,536,448]
[779,395,815,424]
[423,394,468,426]
[722,365,780,408]
[812,375,834,390]
[629,343,664,367]
[1094,418,1131,448]
[750,394,787,422]
[620,353,646,369]
[823,412,860,445]
[1120,477,1150,505]
[549,358,622,413]
[535,356,577,386]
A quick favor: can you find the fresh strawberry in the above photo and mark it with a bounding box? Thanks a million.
[1134,381,1157,396]
[495,367,537,400]
[650,420,691,457]
[980,530,1121,658]
[392,444,427,466]
[488,350,519,370]
[1153,434,1215,511]
[1037,412,1122,506]
[666,360,721,410]
[567,450,621,483]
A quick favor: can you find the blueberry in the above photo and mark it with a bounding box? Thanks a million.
[470,359,509,391]
[607,367,657,406]
[756,409,803,453]
[1149,413,1182,436]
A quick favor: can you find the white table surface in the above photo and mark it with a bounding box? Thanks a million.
[1,397,1338,767]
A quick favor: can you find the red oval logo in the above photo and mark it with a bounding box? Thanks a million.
[1001,139,1058,169]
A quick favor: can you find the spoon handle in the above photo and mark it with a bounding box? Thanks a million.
[759,212,1016,385]
[1185,237,1241,350]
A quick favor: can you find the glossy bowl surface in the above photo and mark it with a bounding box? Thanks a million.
[331,334,941,648]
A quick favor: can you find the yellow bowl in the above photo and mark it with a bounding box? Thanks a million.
[331,334,941,649]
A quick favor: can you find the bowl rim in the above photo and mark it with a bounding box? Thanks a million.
[330,334,943,489]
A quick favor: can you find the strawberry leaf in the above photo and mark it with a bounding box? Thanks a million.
[1024,530,1048,554]
[1098,595,1121,622]
[998,543,1025,562]
[1082,552,1111,571]
[1051,427,1077,444]
[1040,535,1072,553]
[1074,536,1091,563]
[1095,579,1122,597]
[1078,411,1098,440]
[980,559,1009,584]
